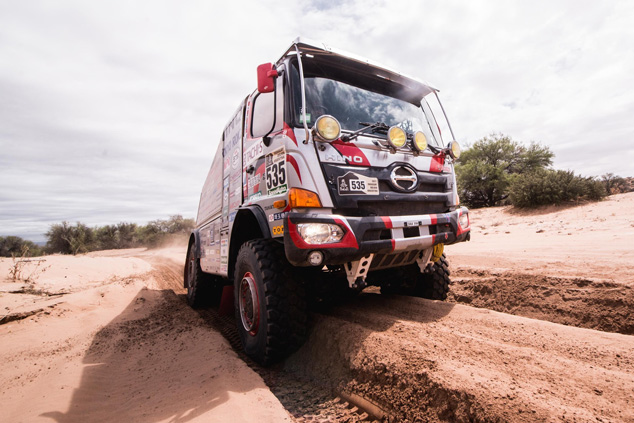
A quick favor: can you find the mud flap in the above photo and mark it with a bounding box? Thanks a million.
[218,285,235,316]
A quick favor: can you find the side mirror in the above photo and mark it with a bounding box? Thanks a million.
[257,63,278,93]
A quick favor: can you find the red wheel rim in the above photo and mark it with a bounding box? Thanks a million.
[239,272,259,335]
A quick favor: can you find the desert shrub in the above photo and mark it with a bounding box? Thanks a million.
[0,236,43,257]
[43,216,194,255]
[45,222,96,255]
[509,169,607,208]
[135,215,194,248]
[456,134,553,208]
[95,225,119,250]
[116,223,139,248]
[601,173,633,194]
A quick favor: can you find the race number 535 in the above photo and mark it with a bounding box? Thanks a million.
[265,147,288,195]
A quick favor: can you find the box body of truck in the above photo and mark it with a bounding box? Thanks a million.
[185,38,470,364]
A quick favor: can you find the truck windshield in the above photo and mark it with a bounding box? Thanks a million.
[290,57,443,147]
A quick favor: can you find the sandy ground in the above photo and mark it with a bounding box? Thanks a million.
[1,192,633,422]
[0,248,291,423]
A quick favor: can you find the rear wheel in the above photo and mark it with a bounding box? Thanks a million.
[185,241,223,308]
[234,239,307,365]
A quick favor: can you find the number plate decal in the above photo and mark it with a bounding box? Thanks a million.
[265,147,288,196]
[337,172,379,195]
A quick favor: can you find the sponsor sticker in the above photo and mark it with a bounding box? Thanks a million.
[243,140,263,166]
[337,172,379,195]
[265,147,288,196]
[268,212,288,222]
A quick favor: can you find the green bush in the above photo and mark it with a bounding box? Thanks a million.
[509,169,607,208]
[0,236,43,257]
[44,215,194,255]
[45,222,96,255]
[456,134,553,208]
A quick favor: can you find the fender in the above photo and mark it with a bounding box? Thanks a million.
[227,205,270,281]
[234,205,271,240]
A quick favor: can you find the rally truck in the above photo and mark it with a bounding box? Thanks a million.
[185,38,471,364]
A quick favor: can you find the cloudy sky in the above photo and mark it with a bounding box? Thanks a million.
[1,0,633,241]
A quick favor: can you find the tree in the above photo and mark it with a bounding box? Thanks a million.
[45,222,95,255]
[0,236,43,257]
[509,169,606,207]
[455,133,553,208]
[601,173,630,194]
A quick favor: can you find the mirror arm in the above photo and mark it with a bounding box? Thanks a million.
[262,67,279,147]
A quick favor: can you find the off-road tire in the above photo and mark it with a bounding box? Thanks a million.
[416,254,451,301]
[378,254,451,301]
[234,239,307,365]
[185,241,223,308]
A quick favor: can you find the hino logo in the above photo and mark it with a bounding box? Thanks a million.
[389,165,418,192]
[325,154,365,164]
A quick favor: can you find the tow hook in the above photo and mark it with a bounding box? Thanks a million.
[344,254,374,288]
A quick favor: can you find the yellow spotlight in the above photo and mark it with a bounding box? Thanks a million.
[448,140,461,160]
[387,126,406,149]
[289,188,322,208]
[313,115,341,142]
[413,131,427,152]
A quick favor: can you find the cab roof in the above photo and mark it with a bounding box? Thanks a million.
[279,37,438,102]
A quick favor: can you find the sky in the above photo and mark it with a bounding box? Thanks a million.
[1,0,633,242]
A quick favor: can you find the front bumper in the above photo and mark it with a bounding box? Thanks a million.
[284,207,470,266]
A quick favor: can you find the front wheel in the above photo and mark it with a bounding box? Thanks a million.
[378,254,451,301]
[234,239,307,365]
[416,254,451,301]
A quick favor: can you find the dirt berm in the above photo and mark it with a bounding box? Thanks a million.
[284,292,634,422]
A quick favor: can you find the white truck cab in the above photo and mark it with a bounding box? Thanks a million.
[185,38,471,364]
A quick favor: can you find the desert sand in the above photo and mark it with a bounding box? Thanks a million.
[1,193,633,422]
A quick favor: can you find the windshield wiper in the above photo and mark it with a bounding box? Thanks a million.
[341,122,389,142]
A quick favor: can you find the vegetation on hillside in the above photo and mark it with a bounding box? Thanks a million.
[0,236,44,258]
[0,215,194,257]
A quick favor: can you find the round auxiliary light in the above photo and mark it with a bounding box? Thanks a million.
[413,131,428,152]
[307,250,324,266]
[448,140,461,160]
[387,126,407,149]
[313,115,341,142]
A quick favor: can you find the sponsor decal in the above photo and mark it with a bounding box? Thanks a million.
[222,178,229,215]
[243,140,263,166]
[220,238,228,273]
[265,147,288,196]
[268,212,288,222]
[247,173,261,191]
[231,149,240,170]
[272,225,284,236]
[337,172,379,195]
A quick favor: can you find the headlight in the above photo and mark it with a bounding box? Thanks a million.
[448,140,461,160]
[387,126,406,149]
[413,131,427,152]
[313,115,341,142]
[459,212,469,229]
[296,223,344,244]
